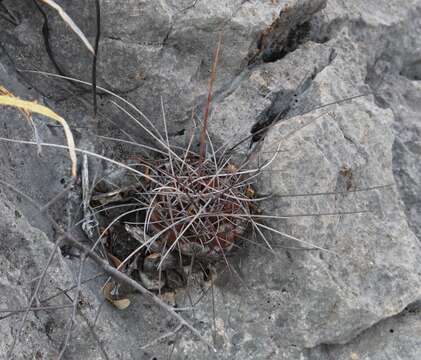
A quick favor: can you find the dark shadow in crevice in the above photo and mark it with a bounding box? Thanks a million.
[400,60,421,81]
[261,21,312,63]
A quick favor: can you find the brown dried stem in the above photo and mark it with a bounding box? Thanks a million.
[199,34,222,164]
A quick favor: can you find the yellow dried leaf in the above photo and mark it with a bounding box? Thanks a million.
[0,91,77,177]
[114,299,130,310]
[0,86,31,119]
[0,86,43,155]
[102,282,131,310]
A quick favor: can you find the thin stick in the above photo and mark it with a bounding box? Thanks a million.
[66,237,216,352]
[256,222,335,254]
[0,305,74,319]
[0,180,216,353]
[6,237,62,359]
[40,178,76,212]
[0,138,165,187]
[57,256,86,359]
[199,35,222,164]
[140,323,183,349]
[19,70,164,141]
[41,272,105,304]
[267,184,395,198]
[92,0,101,116]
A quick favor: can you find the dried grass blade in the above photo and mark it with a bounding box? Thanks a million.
[40,0,95,54]
[0,86,42,154]
[0,94,77,177]
[199,34,222,163]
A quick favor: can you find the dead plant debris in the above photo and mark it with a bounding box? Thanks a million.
[90,148,256,304]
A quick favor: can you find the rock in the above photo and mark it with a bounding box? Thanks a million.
[0,191,72,359]
[308,301,421,360]
[0,0,326,136]
[0,45,173,360]
[0,190,174,359]
[208,41,334,152]
[254,80,421,348]
[1,0,421,359]
[172,0,421,358]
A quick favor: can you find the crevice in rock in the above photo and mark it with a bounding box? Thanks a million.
[308,16,346,45]
[307,298,421,357]
[364,44,421,240]
[392,136,421,240]
[400,60,421,81]
[335,118,369,164]
[248,0,327,65]
[161,23,173,47]
[260,21,312,63]
[250,47,335,143]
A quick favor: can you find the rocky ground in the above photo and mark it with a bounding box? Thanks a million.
[1,0,421,359]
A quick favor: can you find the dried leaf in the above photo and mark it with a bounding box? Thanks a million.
[146,253,160,260]
[107,252,122,268]
[40,0,95,54]
[91,188,128,206]
[0,90,77,177]
[245,185,255,198]
[160,291,176,307]
[102,282,131,310]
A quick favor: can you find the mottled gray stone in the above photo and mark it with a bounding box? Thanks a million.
[308,302,421,360]
[191,0,421,358]
[254,91,421,347]
[0,45,172,360]
[0,192,72,359]
[208,41,334,151]
[1,0,421,359]
[0,0,326,135]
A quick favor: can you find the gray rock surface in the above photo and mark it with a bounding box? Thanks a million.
[0,47,176,360]
[1,0,421,359]
[309,302,421,360]
[0,0,326,136]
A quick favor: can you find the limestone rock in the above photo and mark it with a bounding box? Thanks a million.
[1,0,421,359]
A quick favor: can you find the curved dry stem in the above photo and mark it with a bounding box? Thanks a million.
[19,70,164,141]
[0,137,164,187]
